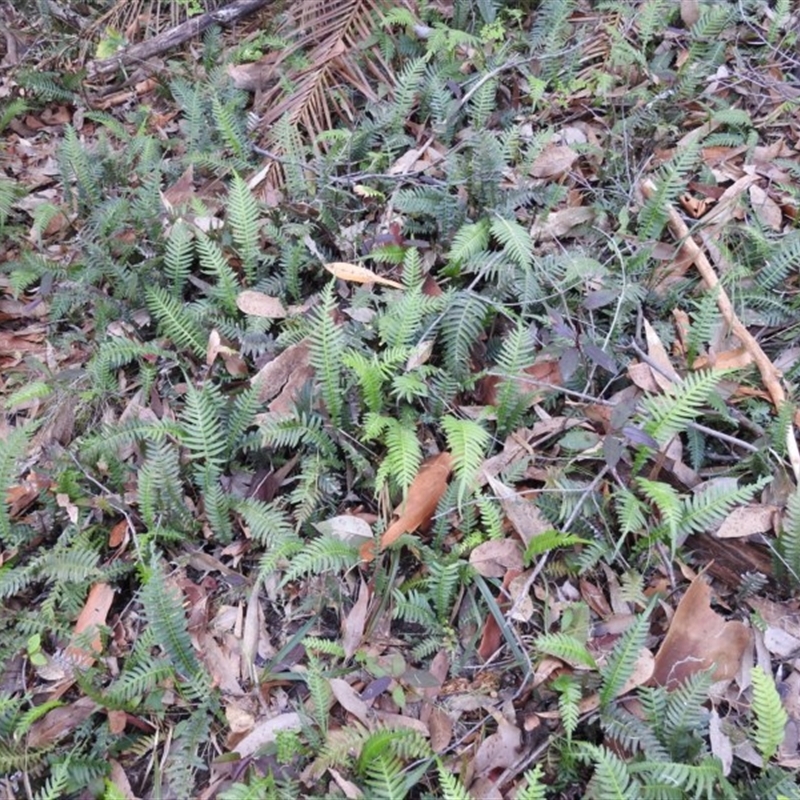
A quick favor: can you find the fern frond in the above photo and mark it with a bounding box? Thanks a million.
[637,144,700,240]
[164,220,195,296]
[441,416,490,510]
[140,559,207,695]
[0,424,35,547]
[227,172,261,283]
[196,232,241,316]
[750,666,788,762]
[180,384,228,471]
[677,476,770,538]
[448,219,491,267]
[777,486,800,587]
[281,536,359,583]
[581,743,639,800]
[638,370,724,447]
[493,321,536,435]
[309,282,345,424]
[535,632,597,669]
[516,765,547,800]
[146,286,207,358]
[551,673,582,740]
[491,215,533,271]
[758,230,800,289]
[599,599,655,708]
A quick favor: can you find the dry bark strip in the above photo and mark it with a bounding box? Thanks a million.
[85,0,271,80]
[640,179,800,483]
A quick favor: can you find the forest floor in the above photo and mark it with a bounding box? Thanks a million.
[2,1,800,798]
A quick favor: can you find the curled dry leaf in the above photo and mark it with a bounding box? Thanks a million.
[251,341,311,403]
[324,261,404,289]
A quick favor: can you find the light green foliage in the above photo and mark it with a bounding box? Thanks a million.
[4,0,800,796]
[536,632,597,669]
[441,415,490,509]
[777,486,800,586]
[638,370,726,447]
[599,599,654,708]
[750,666,788,762]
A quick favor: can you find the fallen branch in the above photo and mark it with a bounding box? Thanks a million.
[85,0,271,80]
[640,179,800,484]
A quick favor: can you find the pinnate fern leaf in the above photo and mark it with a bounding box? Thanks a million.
[750,666,788,762]
[599,598,655,708]
[146,285,207,358]
[639,370,725,447]
[227,172,261,283]
[441,415,490,509]
[140,559,206,694]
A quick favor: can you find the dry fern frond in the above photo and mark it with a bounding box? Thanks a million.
[252,0,394,145]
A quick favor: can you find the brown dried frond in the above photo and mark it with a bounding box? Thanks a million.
[252,0,394,145]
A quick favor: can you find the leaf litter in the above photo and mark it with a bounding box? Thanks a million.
[2,0,800,797]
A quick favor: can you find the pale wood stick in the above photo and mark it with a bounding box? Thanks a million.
[640,179,800,483]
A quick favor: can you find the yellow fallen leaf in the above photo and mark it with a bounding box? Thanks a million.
[324,261,404,290]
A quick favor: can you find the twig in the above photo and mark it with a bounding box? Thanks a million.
[85,0,270,79]
[640,179,800,483]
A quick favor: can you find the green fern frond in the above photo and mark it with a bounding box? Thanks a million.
[448,219,491,266]
[759,230,800,289]
[137,441,190,531]
[139,559,207,695]
[180,384,228,471]
[437,763,470,800]
[677,476,770,538]
[196,232,241,315]
[493,321,536,435]
[634,757,727,799]
[581,743,639,800]
[662,670,712,754]
[638,370,725,447]
[491,215,533,271]
[163,704,212,799]
[164,220,195,296]
[211,95,249,162]
[636,478,682,540]
[777,486,800,586]
[281,536,359,583]
[601,706,670,762]
[441,415,490,510]
[599,599,655,708]
[535,632,597,669]
[516,766,547,800]
[146,285,207,358]
[637,144,700,240]
[374,414,422,497]
[227,172,261,283]
[309,282,345,424]
[551,673,582,740]
[750,666,788,762]
[0,424,35,546]
[59,126,102,209]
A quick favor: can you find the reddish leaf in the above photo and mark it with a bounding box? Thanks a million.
[361,452,452,561]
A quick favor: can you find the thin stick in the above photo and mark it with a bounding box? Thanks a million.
[640,179,800,483]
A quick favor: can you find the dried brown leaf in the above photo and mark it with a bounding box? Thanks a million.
[652,576,750,689]
[362,452,452,560]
